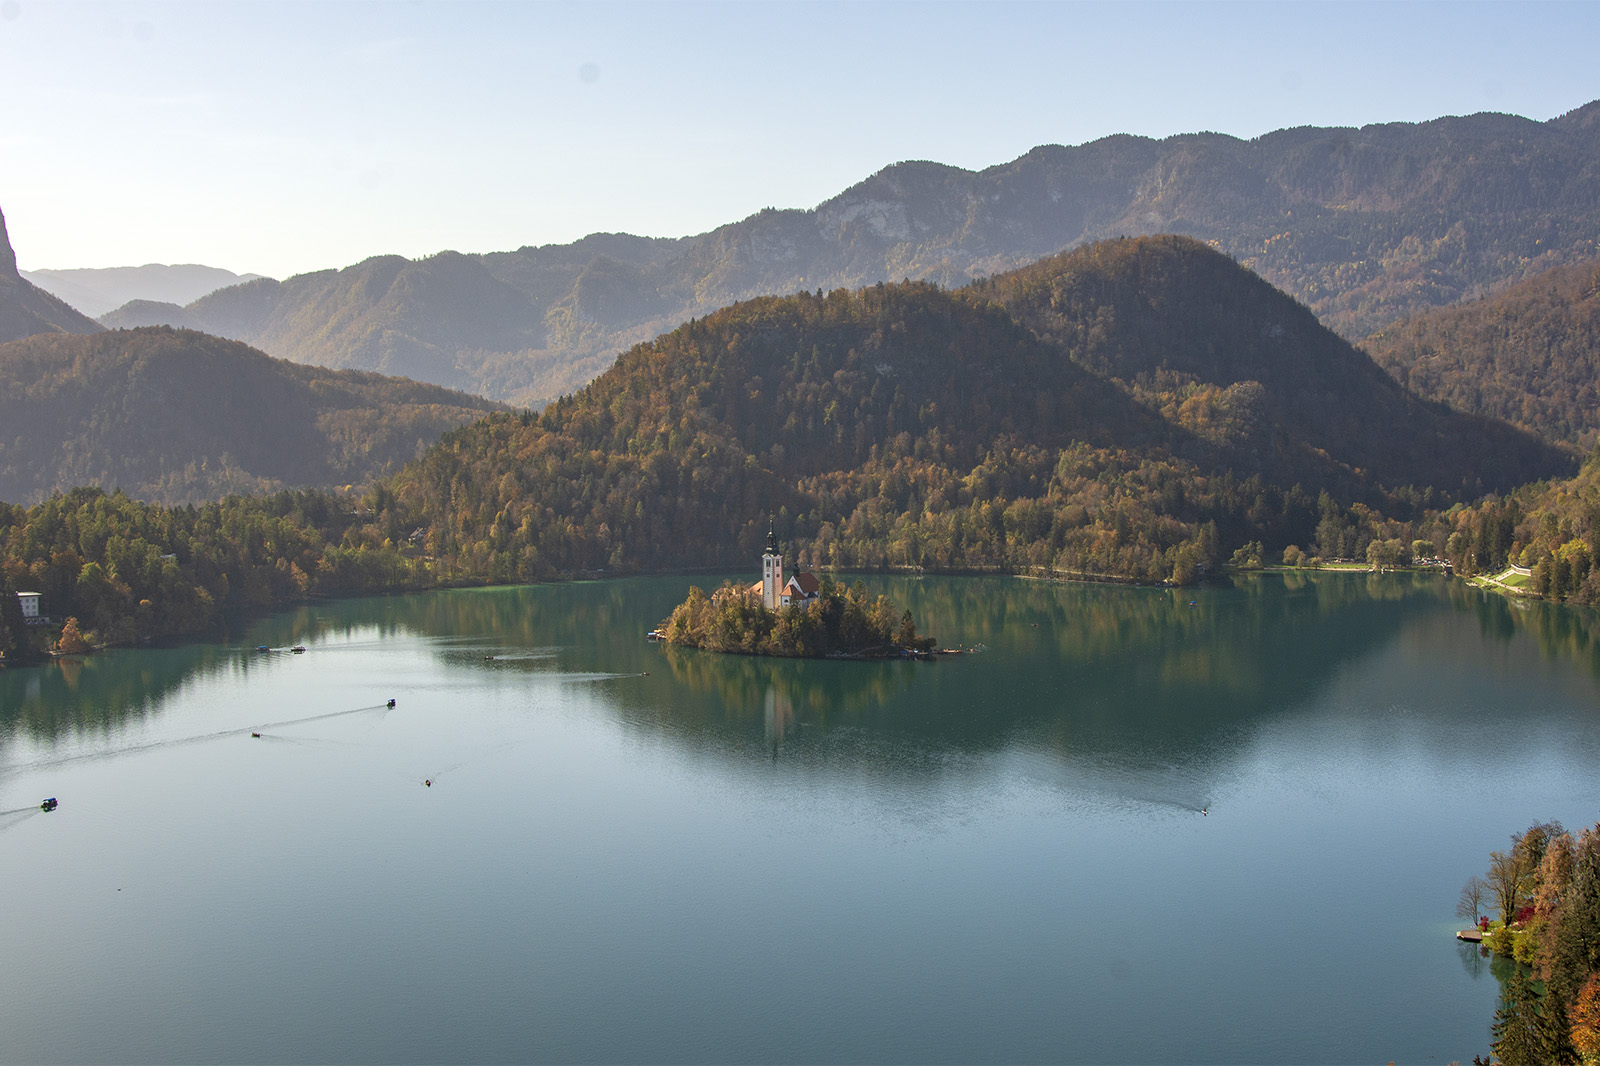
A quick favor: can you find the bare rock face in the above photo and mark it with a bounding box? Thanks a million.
[0,207,18,280]
[0,206,104,343]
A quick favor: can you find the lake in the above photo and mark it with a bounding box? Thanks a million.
[3,571,1598,1063]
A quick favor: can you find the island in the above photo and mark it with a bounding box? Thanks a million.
[656,528,937,659]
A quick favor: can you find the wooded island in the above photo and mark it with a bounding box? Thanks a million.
[657,530,936,659]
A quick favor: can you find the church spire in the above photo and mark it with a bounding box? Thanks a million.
[761,517,783,609]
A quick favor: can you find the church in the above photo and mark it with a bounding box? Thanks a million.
[748,525,821,610]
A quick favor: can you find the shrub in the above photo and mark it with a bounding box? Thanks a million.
[1485,923,1515,957]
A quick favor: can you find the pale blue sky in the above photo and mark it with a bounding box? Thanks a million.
[3,0,1596,278]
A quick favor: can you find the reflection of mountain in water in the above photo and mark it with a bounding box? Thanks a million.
[7,574,1600,801]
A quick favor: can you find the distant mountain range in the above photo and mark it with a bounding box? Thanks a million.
[0,208,103,344]
[24,263,268,319]
[0,327,502,505]
[101,100,1600,406]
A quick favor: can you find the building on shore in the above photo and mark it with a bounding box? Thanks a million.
[15,592,49,625]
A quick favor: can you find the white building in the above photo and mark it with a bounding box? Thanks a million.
[16,592,40,620]
[748,526,822,610]
[761,526,784,610]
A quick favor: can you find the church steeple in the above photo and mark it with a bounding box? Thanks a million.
[761,518,783,609]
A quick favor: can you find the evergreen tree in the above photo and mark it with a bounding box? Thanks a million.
[0,569,27,662]
[1491,966,1570,1065]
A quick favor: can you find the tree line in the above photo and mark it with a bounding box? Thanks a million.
[1458,821,1600,1063]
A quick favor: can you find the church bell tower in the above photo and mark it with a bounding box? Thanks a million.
[761,521,783,610]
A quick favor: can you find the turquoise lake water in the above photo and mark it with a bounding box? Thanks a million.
[3,571,1598,1063]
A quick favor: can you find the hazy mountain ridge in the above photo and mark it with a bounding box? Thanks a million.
[99,299,203,330]
[1365,253,1600,449]
[132,101,1600,406]
[25,263,268,319]
[0,208,104,344]
[0,326,503,505]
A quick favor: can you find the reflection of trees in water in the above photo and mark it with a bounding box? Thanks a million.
[659,643,917,731]
[1459,940,1493,981]
[12,570,1600,768]
[254,580,684,667]
[0,642,240,741]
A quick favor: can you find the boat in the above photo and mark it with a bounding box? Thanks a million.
[255,645,270,653]
[386,699,396,708]
[290,646,306,653]
[40,797,57,812]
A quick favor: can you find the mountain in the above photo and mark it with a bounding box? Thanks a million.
[0,208,104,344]
[0,238,1576,652]
[157,102,1600,404]
[373,237,1569,585]
[185,251,548,384]
[980,236,1564,495]
[98,299,204,330]
[1365,253,1600,450]
[22,263,268,319]
[0,326,503,505]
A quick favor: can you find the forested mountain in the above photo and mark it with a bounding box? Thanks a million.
[128,102,1600,404]
[1366,253,1600,449]
[375,237,1568,586]
[0,237,1577,656]
[26,263,266,319]
[0,208,103,344]
[980,238,1562,495]
[0,327,502,505]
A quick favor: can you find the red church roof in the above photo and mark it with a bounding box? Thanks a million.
[784,572,821,596]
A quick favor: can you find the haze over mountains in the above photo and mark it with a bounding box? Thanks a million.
[24,264,267,320]
[99,101,1600,406]
[0,327,502,506]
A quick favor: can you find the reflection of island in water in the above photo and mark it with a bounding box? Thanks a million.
[633,570,1600,808]
[7,573,1600,802]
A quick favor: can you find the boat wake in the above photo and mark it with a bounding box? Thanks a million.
[3,702,395,773]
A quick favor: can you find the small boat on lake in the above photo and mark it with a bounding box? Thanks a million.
[40,797,57,812]
[290,646,306,653]
[255,645,270,653]
[386,699,396,708]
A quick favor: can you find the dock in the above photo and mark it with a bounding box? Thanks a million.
[1456,929,1485,942]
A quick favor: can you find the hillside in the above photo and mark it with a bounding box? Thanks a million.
[981,236,1561,495]
[373,237,1568,586]
[1443,450,1600,603]
[140,102,1600,404]
[0,208,104,344]
[0,238,1577,653]
[1366,253,1600,449]
[0,327,503,505]
[99,299,204,330]
[26,263,266,319]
